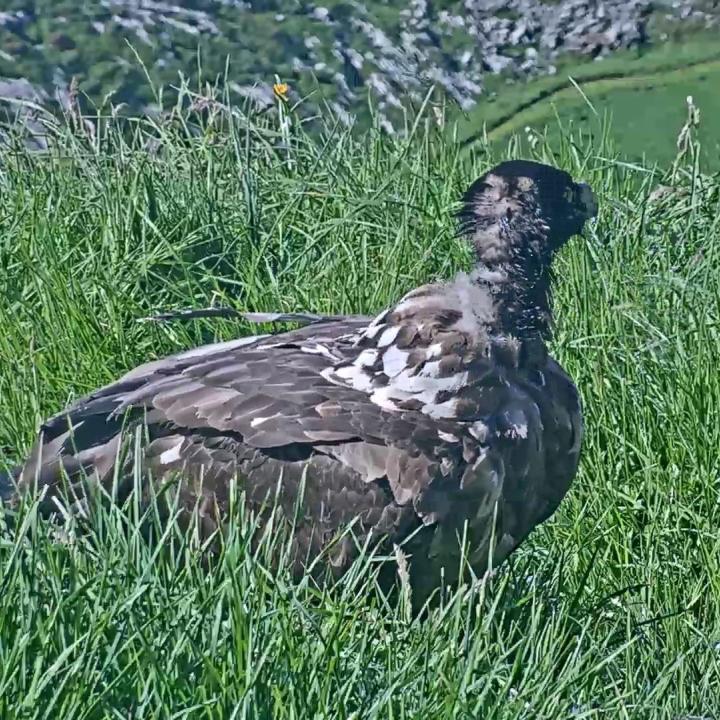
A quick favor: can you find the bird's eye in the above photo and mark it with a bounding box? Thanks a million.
[562,186,575,204]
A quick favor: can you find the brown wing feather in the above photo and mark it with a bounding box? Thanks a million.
[6,280,582,611]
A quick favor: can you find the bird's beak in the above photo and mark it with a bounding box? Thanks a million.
[577,182,598,220]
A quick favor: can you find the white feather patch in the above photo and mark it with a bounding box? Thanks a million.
[377,326,400,347]
[331,365,373,392]
[438,430,459,443]
[393,369,469,395]
[159,440,184,465]
[355,348,378,367]
[250,416,271,428]
[421,397,460,419]
[468,421,489,442]
[382,345,410,377]
[471,265,508,284]
[299,343,338,361]
[419,360,442,377]
[361,323,384,340]
[425,342,444,359]
[369,386,402,412]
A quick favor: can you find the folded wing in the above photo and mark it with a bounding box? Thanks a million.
[6,286,582,605]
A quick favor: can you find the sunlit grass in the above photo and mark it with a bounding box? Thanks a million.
[1,85,719,719]
[458,33,720,169]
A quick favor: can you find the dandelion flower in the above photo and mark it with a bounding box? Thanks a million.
[273,82,289,101]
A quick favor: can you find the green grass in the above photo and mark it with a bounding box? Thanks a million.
[458,34,720,169]
[1,87,720,718]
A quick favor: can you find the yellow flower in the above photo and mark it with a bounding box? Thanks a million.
[273,82,289,101]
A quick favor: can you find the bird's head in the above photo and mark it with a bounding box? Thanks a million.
[457,159,598,268]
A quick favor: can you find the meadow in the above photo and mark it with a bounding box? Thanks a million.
[459,33,720,170]
[0,87,719,718]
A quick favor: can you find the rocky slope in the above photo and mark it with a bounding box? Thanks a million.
[0,0,717,135]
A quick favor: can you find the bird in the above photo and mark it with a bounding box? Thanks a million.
[0,159,597,611]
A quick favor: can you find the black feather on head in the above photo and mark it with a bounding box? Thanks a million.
[457,159,597,266]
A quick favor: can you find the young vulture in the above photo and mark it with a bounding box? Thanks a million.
[1,160,597,609]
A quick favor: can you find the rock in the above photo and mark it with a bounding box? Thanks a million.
[0,0,718,138]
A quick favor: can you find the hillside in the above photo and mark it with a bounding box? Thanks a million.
[1,0,719,138]
[455,32,720,168]
[1,89,719,718]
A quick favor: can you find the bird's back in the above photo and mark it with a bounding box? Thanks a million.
[2,275,582,609]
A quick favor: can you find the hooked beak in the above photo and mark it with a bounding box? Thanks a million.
[577,182,598,220]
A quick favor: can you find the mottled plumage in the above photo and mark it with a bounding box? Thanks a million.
[1,160,597,610]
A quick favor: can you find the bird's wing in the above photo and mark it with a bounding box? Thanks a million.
[10,281,580,594]
[320,277,584,578]
[527,357,583,525]
[14,314,464,524]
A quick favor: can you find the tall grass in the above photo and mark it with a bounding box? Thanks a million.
[0,86,719,719]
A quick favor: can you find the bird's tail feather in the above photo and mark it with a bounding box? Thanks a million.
[137,307,340,325]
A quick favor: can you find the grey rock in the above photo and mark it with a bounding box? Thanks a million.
[1,0,718,138]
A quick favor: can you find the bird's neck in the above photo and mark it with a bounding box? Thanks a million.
[468,217,556,340]
[471,259,554,340]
